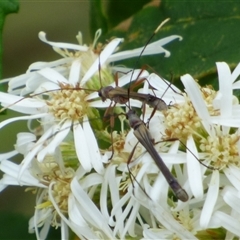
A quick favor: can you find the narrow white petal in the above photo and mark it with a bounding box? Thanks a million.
[138,197,197,239]
[34,81,60,93]
[121,199,140,238]
[212,211,240,237]
[0,160,45,187]
[69,60,81,85]
[150,169,169,203]
[181,74,212,135]
[18,126,56,178]
[68,194,88,226]
[0,92,46,114]
[37,121,71,161]
[73,123,92,172]
[101,165,121,221]
[148,73,181,94]
[200,170,219,228]
[143,227,174,239]
[108,36,182,62]
[231,62,240,84]
[186,136,203,199]
[222,186,240,214]
[113,197,138,237]
[27,58,71,72]
[0,150,18,161]
[16,132,36,145]
[25,73,51,94]
[0,175,23,187]
[38,68,69,84]
[224,166,240,191]
[210,116,240,128]
[81,38,123,85]
[8,73,29,90]
[38,31,88,51]
[48,182,98,240]
[83,116,104,174]
[60,219,69,240]
[0,113,48,129]
[110,191,131,229]
[71,177,114,238]
[216,62,232,117]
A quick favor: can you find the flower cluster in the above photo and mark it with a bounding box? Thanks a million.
[0,25,240,240]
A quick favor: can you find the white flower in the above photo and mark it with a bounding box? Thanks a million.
[0,28,184,178]
[180,65,240,232]
[136,62,240,237]
[95,116,197,239]
[5,29,182,95]
[0,155,119,239]
[0,62,104,177]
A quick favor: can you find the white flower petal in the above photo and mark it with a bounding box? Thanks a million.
[101,164,121,221]
[181,74,212,135]
[231,62,240,84]
[37,121,71,161]
[200,170,219,228]
[69,60,81,85]
[138,197,197,239]
[143,226,174,239]
[7,74,28,93]
[73,122,92,172]
[60,219,69,240]
[81,38,123,85]
[82,116,104,174]
[18,126,57,178]
[47,182,97,240]
[210,116,240,128]
[0,113,48,129]
[224,165,240,191]
[148,73,181,94]
[222,186,240,214]
[150,168,169,203]
[186,135,203,199]
[216,62,232,117]
[232,80,240,89]
[16,132,36,146]
[108,35,182,62]
[121,198,140,238]
[34,81,60,94]
[38,31,88,51]
[212,211,240,238]
[0,160,45,187]
[27,58,71,72]
[69,207,102,240]
[68,194,88,226]
[71,177,114,238]
[0,91,46,114]
[0,150,18,161]
[38,68,69,84]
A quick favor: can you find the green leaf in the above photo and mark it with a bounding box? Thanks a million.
[0,211,61,239]
[101,0,240,90]
[89,0,151,37]
[0,212,35,239]
[90,0,108,38]
[104,0,151,28]
[0,0,19,80]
